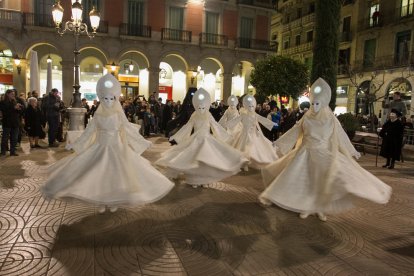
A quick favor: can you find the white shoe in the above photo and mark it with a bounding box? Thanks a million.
[98,206,106,214]
[109,207,118,213]
[243,165,249,172]
[299,213,309,219]
[317,212,327,222]
[192,185,198,188]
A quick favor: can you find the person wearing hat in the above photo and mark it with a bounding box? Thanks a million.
[379,108,405,169]
[41,74,174,213]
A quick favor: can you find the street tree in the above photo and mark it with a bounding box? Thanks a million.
[250,55,309,100]
[311,0,341,110]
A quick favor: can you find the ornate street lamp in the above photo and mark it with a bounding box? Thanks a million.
[52,0,100,130]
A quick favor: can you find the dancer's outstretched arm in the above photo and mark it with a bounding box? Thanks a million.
[256,114,276,131]
[169,113,195,144]
[210,113,231,143]
[274,121,303,156]
[69,118,97,153]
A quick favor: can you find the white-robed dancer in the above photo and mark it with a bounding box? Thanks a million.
[219,95,242,137]
[155,88,248,188]
[41,74,174,213]
[228,95,278,170]
[260,78,392,221]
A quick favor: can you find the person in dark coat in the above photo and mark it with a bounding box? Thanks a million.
[25,97,45,148]
[41,88,62,147]
[379,109,405,169]
[0,89,23,156]
[165,87,196,138]
[162,100,173,133]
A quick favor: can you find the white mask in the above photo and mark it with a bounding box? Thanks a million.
[311,100,321,113]
[248,105,255,112]
[102,96,115,108]
[197,104,207,113]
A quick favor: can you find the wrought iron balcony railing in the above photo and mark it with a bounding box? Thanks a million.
[353,52,414,71]
[281,41,313,55]
[199,33,228,47]
[119,23,151,38]
[237,38,276,51]
[23,13,54,28]
[161,28,192,43]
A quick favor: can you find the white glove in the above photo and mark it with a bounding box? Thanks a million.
[353,152,361,160]
[65,143,73,151]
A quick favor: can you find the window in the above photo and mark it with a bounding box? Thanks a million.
[128,0,144,26]
[283,37,290,49]
[169,7,184,30]
[369,3,380,27]
[297,8,302,19]
[363,39,376,67]
[401,0,414,17]
[306,30,313,42]
[342,16,351,33]
[295,34,301,46]
[240,17,253,48]
[34,0,54,26]
[395,30,411,65]
[304,56,313,70]
[338,48,350,74]
[82,0,101,24]
[309,2,315,14]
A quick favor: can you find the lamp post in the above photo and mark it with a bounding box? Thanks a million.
[52,0,100,130]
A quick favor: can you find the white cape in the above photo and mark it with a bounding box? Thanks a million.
[155,112,248,185]
[260,109,392,214]
[42,112,174,206]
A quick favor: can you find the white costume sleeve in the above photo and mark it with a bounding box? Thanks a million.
[210,113,232,143]
[169,113,195,144]
[121,115,152,155]
[256,114,275,131]
[274,121,302,156]
[71,118,97,153]
[334,117,361,159]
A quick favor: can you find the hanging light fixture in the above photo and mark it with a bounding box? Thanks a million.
[47,54,52,63]
[129,60,134,72]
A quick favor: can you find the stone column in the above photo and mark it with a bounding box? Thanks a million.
[148,66,160,98]
[60,60,74,106]
[222,72,233,101]
[12,59,27,95]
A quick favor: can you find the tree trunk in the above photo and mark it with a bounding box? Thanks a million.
[311,0,341,110]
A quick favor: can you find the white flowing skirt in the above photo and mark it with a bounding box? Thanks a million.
[156,134,248,185]
[42,134,174,206]
[260,146,392,214]
[232,130,278,169]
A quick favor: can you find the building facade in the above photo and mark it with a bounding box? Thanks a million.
[0,0,276,104]
[273,0,414,121]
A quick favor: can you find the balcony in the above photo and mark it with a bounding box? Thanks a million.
[0,8,22,28]
[358,15,383,31]
[282,13,315,32]
[23,13,54,28]
[237,38,276,51]
[353,52,414,72]
[161,28,192,43]
[199,33,228,47]
[119,23,151,38]
[237,0,275,10]
[338,32,352,43]
[281,41,313,55]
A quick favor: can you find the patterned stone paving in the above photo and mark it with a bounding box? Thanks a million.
[1,136,414,276]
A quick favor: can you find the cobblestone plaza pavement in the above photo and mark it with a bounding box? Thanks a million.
[1,137,414,275]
